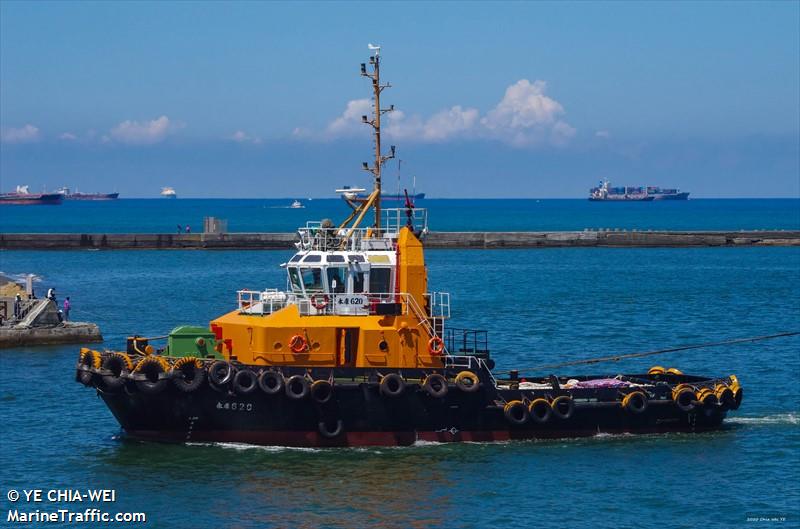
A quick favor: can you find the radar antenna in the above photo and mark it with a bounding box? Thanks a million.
[359,43,395,235]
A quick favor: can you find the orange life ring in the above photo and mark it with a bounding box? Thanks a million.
[289,334,307,353]
[428,336,445,355]
[310,294,329,310]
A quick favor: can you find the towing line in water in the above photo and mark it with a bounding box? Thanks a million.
[504,331,800,375]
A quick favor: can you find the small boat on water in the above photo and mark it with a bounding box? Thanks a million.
[290,200,304,209]
[75,47,742,447]
[161,187,177,199]
[56,187,119,200]
[0,185,63,206]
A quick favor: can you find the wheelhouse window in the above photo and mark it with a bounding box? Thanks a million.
[288,268,302,291]
[301,268,324,292]
[352,271,366,293]
[303,254,322,263]
[289,254,303,263]
[327,267,347,293]
[369,267,392,294]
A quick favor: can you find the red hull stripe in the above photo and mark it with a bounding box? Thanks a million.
[128,425,721,447]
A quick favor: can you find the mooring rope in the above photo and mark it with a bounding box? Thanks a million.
[497,331,800,375]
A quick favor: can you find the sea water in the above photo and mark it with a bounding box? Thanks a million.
[0,246,798,528]
[1,198,799,233]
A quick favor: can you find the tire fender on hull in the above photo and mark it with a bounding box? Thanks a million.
[233,369,259,395]
[258,370,284,395]
[422,374,448,398]
[285,375,310,400]
[379,373,406,397]
[171,357,206,393]
[551,396,575,420]
[318,419,344,439]
[101,353,133,391]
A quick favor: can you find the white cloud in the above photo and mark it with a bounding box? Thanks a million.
[59,132,77,141]
[230,130,262,144]
[318,79,575,148]
[421,106,480,141]
[481,80,574,146]
[109,115,176,145]
[326,98,372,137]
[1,124,41,144]
[385,106,480,142]
[595,130,611,138]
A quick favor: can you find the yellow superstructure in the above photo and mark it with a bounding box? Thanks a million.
[210,226,444,369]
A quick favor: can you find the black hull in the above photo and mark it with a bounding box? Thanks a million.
[90,371,728,447]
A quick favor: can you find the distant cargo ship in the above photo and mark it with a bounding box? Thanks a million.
[0,185,63,206]
[378,192,425,200]
[56,187,119,200]
[589,180,689,201]
[161,187,177,199]
[336,185,424,201]
[646,186,690,200]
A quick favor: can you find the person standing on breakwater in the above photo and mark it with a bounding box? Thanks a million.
[185,225,191,233]
[47,287,56,303]
[14,293,22,319]
[63,297,71,322]
[177,224,182,233]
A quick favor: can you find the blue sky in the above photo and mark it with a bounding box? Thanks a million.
[1,1,798,198]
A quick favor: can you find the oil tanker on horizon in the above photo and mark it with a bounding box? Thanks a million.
[56,187,119,200]
[0,185,63,206]
[74,47,742,448]
[590,179,690,201]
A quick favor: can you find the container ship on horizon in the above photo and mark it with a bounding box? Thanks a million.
[590,180,690,201]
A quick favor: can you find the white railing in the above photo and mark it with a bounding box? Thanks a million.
[237,289,309,315]
[236,289,447,325]
[426,291,451,319]
[382,208,428,238]
[295,208,428,252]
[444,355,497,385]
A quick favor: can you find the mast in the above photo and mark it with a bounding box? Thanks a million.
[360,44,395,235]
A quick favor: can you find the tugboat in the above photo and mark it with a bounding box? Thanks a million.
[75,47,742,447]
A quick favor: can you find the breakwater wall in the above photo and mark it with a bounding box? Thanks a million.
[1,231,799,250]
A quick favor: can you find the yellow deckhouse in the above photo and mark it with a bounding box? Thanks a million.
[211,209,449,370]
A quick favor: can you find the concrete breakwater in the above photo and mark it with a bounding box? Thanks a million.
[1,230,799,250]
[0,298,102,348]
